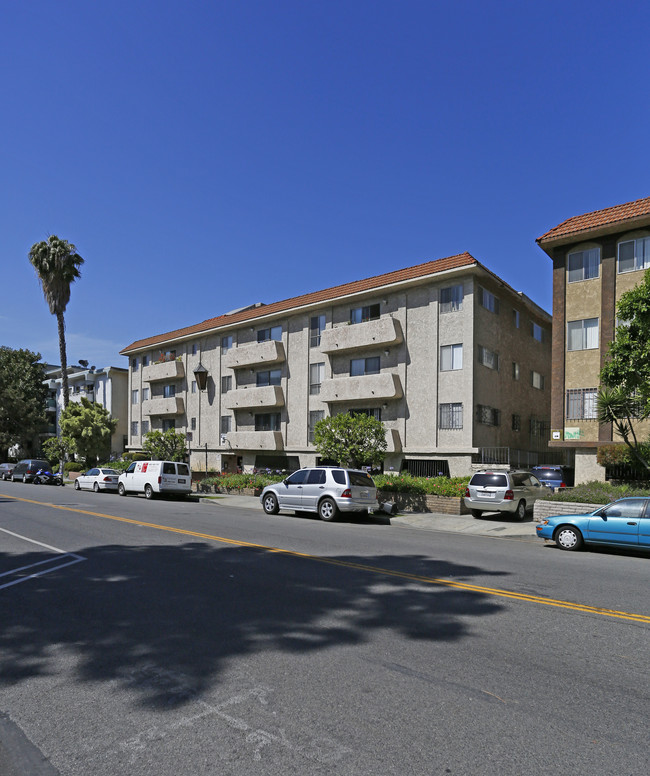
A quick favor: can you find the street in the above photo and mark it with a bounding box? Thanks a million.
[0,482,648,776]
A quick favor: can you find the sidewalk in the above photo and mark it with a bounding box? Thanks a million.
[199,494,538,540]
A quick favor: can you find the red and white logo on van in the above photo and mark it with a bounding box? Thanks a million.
[142,463,148,472]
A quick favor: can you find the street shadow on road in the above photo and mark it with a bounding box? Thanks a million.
[0,542,507,709]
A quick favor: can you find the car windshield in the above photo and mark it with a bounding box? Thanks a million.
[532,469,561,481]
[101,469,119,475]
[349,472,375,487]
[471,474,508,487]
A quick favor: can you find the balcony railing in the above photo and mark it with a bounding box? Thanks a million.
[222,340,285,369]
[320,373,403,403]
[142,396,185,416]
[223,431,284,450]
[142,360,185,383]
[320,317,403,354]
[224,385,285,411]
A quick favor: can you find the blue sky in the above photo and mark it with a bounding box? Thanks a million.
[2,0,649,367]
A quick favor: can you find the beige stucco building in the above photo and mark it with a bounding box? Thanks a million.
[121,252,551,476]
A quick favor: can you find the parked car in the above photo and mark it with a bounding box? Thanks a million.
[536,497,650,551]
[118,460,192,499]
[0,463,15,481]
[11,459,52,483]
[530,465,573,492]
[74,467,121,492]
[464,470,545,520]
[260,466,377,521]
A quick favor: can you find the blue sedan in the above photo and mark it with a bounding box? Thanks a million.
[536,497,650,551]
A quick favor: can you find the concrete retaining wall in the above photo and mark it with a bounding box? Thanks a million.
[377,491,468,515]
[534,500,600,521]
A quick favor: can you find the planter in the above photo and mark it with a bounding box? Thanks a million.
[533,500,601,522]
[377,490,469,515]
[222,487,262,497]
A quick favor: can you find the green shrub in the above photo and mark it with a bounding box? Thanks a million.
[373,473,470,497]
[64,461,84,473]
[98,459,132,472]
[540,480,650,504]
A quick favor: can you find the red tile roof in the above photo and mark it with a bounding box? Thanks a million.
[121,252,478,354]
[537,195,650,245]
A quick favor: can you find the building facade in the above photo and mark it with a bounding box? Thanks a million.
[537,195,650,484]
[44,365,129,457]
[121,253,552,476]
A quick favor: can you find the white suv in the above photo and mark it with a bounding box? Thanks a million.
[464,470,544,520]
[260,467,377,521]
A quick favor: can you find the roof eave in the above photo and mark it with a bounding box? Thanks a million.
[537,212,650,256]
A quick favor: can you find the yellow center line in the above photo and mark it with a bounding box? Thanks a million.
[4,493,650,624]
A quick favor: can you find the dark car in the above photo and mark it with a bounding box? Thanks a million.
[529,465,573,492]
[11,459,52,483]
[0,463,15,481]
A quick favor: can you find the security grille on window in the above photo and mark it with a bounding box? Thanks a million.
[440,284,463,313]
[618,237,650,273]
[308,410,324,443]
[221,335,233,354]
[310,362,324,394]
[440,344,463,371]
[255,412,281,431]
[257,369,282,387]
[529,419,549,438]
[142,420,149,434]
[350,408,382,420]
[567,318,599,351]
[478,346,499,370]
[566,388,598,419]
[220,416,231,434]
[568,248,600,282]
[349,304,380,324]
[310,314,325,347]
[131,421,139,436]
[531,322,544,342]
[531,371,545,390]
[439,403,463,429]
[479,287,499,313]
[257,325,282,342]
[512,414,521,431]
[477,405,500,426]
[350,357,380,376]
[221,375,232,393]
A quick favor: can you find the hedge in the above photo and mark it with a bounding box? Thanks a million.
[540,480,650,505]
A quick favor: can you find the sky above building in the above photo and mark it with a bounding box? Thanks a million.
[2,0,649,368]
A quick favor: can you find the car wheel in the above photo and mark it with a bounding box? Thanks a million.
[555,526,583,551]
[262,493,279,515]
[515,500,527,521]
[74,480,81,490]
[118,483,127,497]
[318,497,338,522]
[471,509,483,518]
[144,484,154,500]
[93,482,100,493]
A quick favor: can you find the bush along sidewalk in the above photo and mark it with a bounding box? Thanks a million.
[539,480,650,504]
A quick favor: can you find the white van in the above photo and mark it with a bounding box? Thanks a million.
[118,460,192,499]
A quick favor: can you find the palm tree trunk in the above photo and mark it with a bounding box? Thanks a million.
[57,312,69,409]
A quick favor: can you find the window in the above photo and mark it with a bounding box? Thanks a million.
[440,284,463,313]
[350,304,380,324]
[478,346,499,370]
[566,388,598,420]
[479,287,499,313]
[131,357,139,372]
[309,410,324,443]
[257,369,282,387]
[142,355,149,367]
[310,314,325,347]
[221,375,232,393]
[221,335,233,354]
[191,417,196,431]
[440,344,463,371]
[477,405,500,426]
[142,420,149,434]
[162,419,175,432]
[158,349,176,362]
[220,416,231,434]
[439,403,463,429]
[163,384,176,398]
[142,387,149,401]
[568,248,600,282]
[531,371,545,390]
[310,362,324,395]
[618,237,650,273]
[191,344,197,356]
[350,408,382,420]
[131,389,139,405]
[257,325,282,343]
[567,318,599,351]
[512,414,521,431]
[350,357,380,376]
[512,362,520,380]
[255,412,281,431]
[131,421,139,436]
[191,380,197,394]
[531,322,544,342]
[513,309,520,328]
[529,419,549,438]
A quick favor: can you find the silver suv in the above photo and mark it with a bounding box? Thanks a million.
[260,467,377,521]
[464,470,544,520]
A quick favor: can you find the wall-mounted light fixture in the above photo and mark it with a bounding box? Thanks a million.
[193,363,209,391]
[384,349,390,356]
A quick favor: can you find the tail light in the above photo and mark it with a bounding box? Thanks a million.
[559,482,566,488]
[464,487,470,497]
[103,477,111,482]
[341,489,352,498]
[504,489,514,500]
[158,476,162,484]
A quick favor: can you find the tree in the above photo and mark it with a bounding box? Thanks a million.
[142,429,188,462]
[0,347,48,456]
[598,269,650,471]
[313,413,387,468]
[28,235,84,408]
[58,397,118,467]
[42,434,75,470]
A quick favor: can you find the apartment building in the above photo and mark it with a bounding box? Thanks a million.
[537,195,650,484]
[121,252,551,476]
[44,364,129,457]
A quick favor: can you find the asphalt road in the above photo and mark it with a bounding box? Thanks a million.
[0,481,648,776]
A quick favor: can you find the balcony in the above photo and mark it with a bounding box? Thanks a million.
[320,317,403,354]
[320,373,403,404]
[142,360,184,383]
[223,340,285,369]
[223,431,284,451]
[224,385,285,411]
[142,396,185,416]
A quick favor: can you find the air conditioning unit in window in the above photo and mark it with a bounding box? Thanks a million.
[220,434,227,445]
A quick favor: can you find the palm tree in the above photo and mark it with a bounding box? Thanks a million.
[29,235,84,408]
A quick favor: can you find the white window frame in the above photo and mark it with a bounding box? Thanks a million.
[618,237,650,274]
[531,371,545,390]
[479,287,499,314]
[131,389,139,405]
[310,362,324,395]
[440,344,463,371]
[567,318,599,351]
[479,345,499,370]
[440,284,463,313]
[568,247,600,282]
